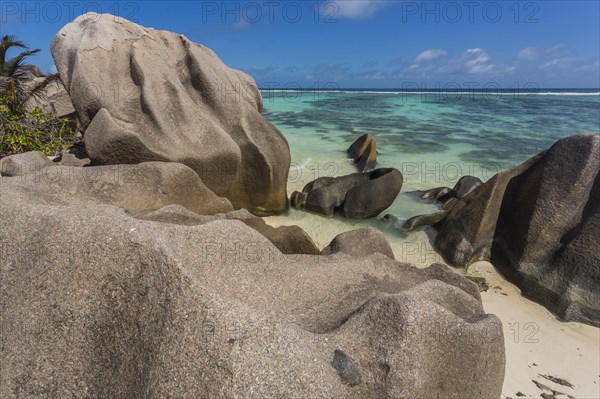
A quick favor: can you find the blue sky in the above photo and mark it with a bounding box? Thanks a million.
[2,0,599,88]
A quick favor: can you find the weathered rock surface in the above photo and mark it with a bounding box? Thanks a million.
[294,168,403,219]
[321,227,394,259]
[442,197,459,211]
[433,153,543,267]
[136,205,320,255]
[51,13,290,215]
[403,211,448,231]
[56,152,91,167]
[453,176,483,199]
[1,159,233,215]
[0,153,315,254]
[427,134,599,326]
[421,186,454,202]
[25,78,77,119]
[0,151,53,177]
[0,173,505,398]
[343,169,403,218]
[20,64,45,79]
[242,217,321,255]
[419,176,482,206]
[347,134,377,172]
[491,134,600,326]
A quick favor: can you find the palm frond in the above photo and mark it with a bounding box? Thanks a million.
[26,73,62,103]
[2,49,41,78]
[0,35,29,69]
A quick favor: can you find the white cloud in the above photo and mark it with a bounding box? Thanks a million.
[49,64,58,74]
[464,48,490,66]
[576,62,600,73]
[415,49,447,62]
[333,0,390,19]
[461,48,496,73]
[539,57,577,70]
[516,44,597,75]
[430,48,515,75]
[518,47,539,61]
[518,45,567,62]
[368,71,385,80]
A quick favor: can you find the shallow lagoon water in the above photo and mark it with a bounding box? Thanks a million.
[263,90,600,262]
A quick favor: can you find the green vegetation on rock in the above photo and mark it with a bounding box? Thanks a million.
[0,98,77,157]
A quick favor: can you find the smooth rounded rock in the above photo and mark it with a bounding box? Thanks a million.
[0,151,53,177]
[453,176,483,199]
[51,13,290,215]
[342,168,403,219]
[321,227,395,259]
[402,211,448,231]
[421,186,455,203]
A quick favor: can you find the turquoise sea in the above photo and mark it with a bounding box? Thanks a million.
[262,89,600,260]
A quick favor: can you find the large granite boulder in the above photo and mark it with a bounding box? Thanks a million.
[0,173,505,398]
[430,134,599,326]
[343,169,403,218]
[491,134,600,326]
[292,168,403,219]
[433,154,543,267]
[51,13,290,215]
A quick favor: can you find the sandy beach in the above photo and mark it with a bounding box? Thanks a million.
[472,262,600,399]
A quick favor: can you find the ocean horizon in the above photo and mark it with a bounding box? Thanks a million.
[260,87,600,95]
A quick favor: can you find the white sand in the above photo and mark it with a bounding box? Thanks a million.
[470,261,600,399]
[264,214,600,398]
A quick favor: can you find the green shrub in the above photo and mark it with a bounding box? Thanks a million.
[0,97,77,158]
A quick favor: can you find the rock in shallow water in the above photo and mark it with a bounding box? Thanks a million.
[421,186,454,202]
[293,168,403,219]
[0,173,505,398]
[453,175,483,199]
[418,176,482,206]
[51,13,290,215]
[347,133,377,172]
[402,211,448,231]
